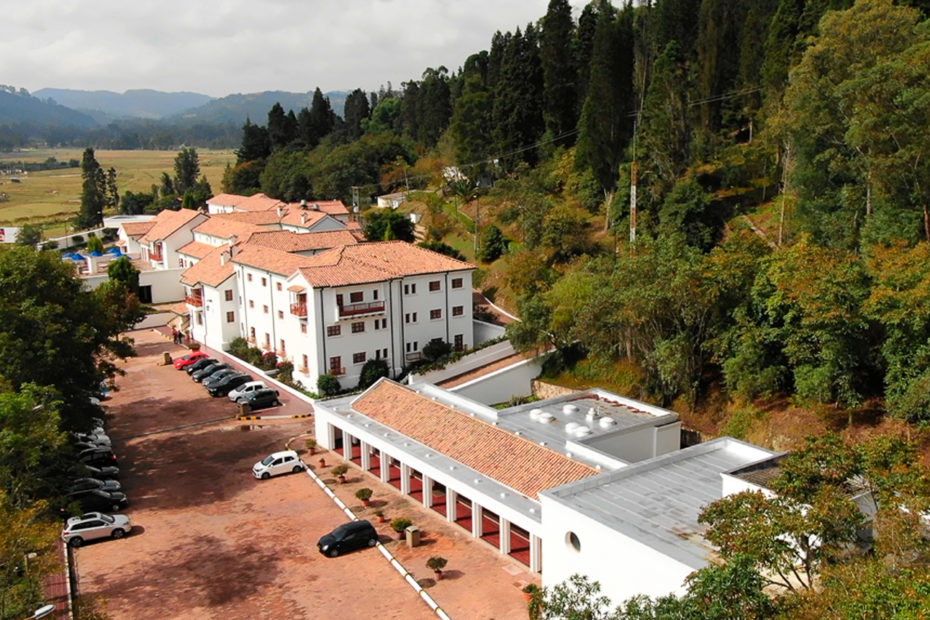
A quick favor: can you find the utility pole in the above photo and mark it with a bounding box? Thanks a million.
[473,193,480,257]
[350,186,360,222]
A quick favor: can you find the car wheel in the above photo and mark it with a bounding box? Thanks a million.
[261,472,270,480]
[112,528,127,540]
[69,537,84,548]
[327,547,339,558]
[367,538,377,547]
[292,465,303,473]
[274,399,281,406]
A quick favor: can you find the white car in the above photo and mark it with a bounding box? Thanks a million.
[252,450,305,479]
[228,380,268,402]
[61,512,132,547]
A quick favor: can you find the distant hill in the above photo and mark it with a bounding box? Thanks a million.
[170,90,348,125]
[34,88,213,120]
[0,88,97,127]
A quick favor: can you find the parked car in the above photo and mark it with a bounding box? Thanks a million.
[77,447,118,467]
[72,431,111,446]
[201,368,239,389]
[192,363,231,383]
[61,512,132,547]
[252,450,305,479]
[228,380,268,402]
[207,372,252,397]
[71,463,119,481]
[236,388,281,411]
[185,357,219,375]
[65,488,128,512]
[173,350,209,370]
[317,520,379,557]
[66,477,121,494]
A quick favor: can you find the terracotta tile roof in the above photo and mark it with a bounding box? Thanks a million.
[177,241,216,259]
[216,211,282,225]
[121,221,155,237]
[140,209,204,243]
[230,244,316,276]
[180,246,235,287]
[278,209,329,228]
[286,200,349,217]
[193,216,265,241]
[352,380,599,499]
[207,193,249,207]
[248,229,362,253]
[234,193,287,212]
[296,241,474,287]
[168,302,190,315]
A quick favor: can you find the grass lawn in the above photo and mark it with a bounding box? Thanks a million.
[0,148,235,230]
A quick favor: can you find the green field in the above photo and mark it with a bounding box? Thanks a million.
[0,149,236,232]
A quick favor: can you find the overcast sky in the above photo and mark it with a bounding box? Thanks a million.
[5,1,587,98]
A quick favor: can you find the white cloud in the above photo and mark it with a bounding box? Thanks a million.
[5,0,587,98]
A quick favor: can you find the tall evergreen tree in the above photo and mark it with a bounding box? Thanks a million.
[267,102,297,150]
[575,4,635,192]
[236,118,271,163]
[540,0,579,145]
[574,2,602,110]
[450,55,494,165]
[416,67,453,146]
[173,147,200,195]
[343,88,371,141]
[492,26,545,168]
[398,80,421,139]
[308,88,336,145]
[77,147,105,229]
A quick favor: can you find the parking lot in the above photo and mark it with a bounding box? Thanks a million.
[73,328,536,619]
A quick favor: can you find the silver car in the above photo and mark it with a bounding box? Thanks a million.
[228,380,268,402]
[61,512,132,547]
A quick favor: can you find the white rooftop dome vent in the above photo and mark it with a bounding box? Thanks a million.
[562,404,579,415]
[538,412,555,423]
[574,426,592,438]
[599,416,617,428]
[564,422,580,435]
[586,407,598,421]
[529,408,543,421]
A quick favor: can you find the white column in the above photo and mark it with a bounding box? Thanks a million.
[472,503,483,538]
[400,463,411,495]
[529,534,543,573]
[446,489,457,523]
[343,432,354,460]
[422,475,433,508]
[360,441,370,471]
[499,520,512,554]
[379,452,390,484]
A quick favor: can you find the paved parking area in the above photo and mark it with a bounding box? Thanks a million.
[73,329,537,619]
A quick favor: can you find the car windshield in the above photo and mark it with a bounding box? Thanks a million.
[98,514,115,524]
[260,455,276,466]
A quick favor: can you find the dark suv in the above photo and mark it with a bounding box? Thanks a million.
[66,488,129,512]
[185,357,218,375]
[207,372,252,397]
[192,363,231,383]
[317,520,378,557]
[237,388,280,411]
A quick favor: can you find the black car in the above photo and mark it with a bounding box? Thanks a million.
[237,388,281,411]
[78,447,118,467]
[207,372,252,397]
[185,357,219,375]
[202,368,239,389]
[71,463,119,480]
[66,477,122,494]
[66,488,129,512]
[192,363,231,383]
[317,520,379,557]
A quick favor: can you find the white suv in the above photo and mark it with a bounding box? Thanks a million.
[228,380,268,402]
[252,450,305,479]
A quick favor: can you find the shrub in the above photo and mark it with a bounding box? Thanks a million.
[426,556,447,572]
[390,517,412,533]
[227,337,250,358]
[277,360,294,383]
[358,359,389,390]
[331,464,349,477]
[259,351,278,370]
[355,488,373,502]
[317,374,341,396]
[422,338,452,362]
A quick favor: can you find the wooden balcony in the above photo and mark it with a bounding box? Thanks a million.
[185,295,203,307]
[338,301,385,318]
[149,252,163,262]
[290,302,307,317]
[329,366,346,376]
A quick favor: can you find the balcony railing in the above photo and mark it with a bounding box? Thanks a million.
[329,366,346,376]
[405,352,422,363]
[338,301,385,318]
[290,303,307,317]
[185,295,204,307]
[149,252,163,262]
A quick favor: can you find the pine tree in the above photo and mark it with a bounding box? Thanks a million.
[416,67,453,146]
[237,118,271,163]
[540,0,579,145]
[308,88,336,145]
[267,102,297,150]
[173,147,200,195]
[77,147,105,229]
[343,88,371,141]
[450,58,494,165]
[491,26,545,168]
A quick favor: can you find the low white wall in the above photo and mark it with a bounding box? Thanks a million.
[474,320,506,345]
[407,340,515,385]
[451,357,543,405]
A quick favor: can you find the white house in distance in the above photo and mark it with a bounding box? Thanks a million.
[313,378,776,604]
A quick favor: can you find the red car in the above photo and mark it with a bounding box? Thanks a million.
[173,350,209,370]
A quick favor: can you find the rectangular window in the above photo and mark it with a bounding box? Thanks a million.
[372,289,379,300]
[263,305,269,314]
[261,277,267,287]
[276,282,282,291]
[336,293,344,306]
[429,280,440,292]
[430,309,442,320]
[195,312,203,326]
[404,283,416,295]
[226,311,235,323]
[350,291,363,303]
[351,321,365,333]
[327,325,341,337]
[224,289,233,301]
[381,318,387,329]
[329,356,341,373]
[452,305,464,316]
[383,348,388,359]
[277,310,284,319]
[300,323,307,334]
[301,354,308,371]
[406,341,418,352]
[451,277,463,289]
[264,333,270,349]
[178,258,185,267]
[279,339,286,354]
[353,352,366,364]
[247,273,253,282]
[249,300,254,309]
[454,334,464,351]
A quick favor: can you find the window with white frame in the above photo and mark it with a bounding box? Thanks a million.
[351,321,365,333]
[429,280,440,292]
[327,325,341,337]
[451,277,463,289]
[430,309,441,320]
[452,305,464,316]
[353,352,366,364]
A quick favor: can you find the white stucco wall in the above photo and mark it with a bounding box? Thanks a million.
[451,357,543,405]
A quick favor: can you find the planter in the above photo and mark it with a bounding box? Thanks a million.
[434,570,443,581]
[362,499,370,506]
[338,474,347,484]
[318,458,326,468]
[377,514,386,523]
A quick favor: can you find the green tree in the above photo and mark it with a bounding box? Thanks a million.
[478,225,507,262]
[85,235,103,254]
[107,256,140,295]
[236,118,271,163]
[0,490,58,620]
[77,147,105,229]
[418,240,465,261]
[173,147,200,196]
[343,88,371,142]
[540,0,578,145]
[449,64,493,164]
[317,374,341,396]
[308,88,336,146]
[105,166,119,211]
[267,102,297,150]
[0,385,65,506]
[260,150,314,202]
[363,209,415,242]
[14,224,41,247]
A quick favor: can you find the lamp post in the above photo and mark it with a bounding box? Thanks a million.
[472,193,480,257]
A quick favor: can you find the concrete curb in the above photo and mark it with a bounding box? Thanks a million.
[237,414,312,421]
[303,463,452,620]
